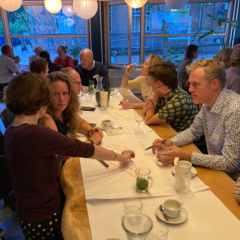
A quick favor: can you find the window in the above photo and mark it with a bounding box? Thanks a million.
[107,1,231,67]
[1,2,88,65]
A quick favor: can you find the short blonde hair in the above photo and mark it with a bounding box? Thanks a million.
[149,54,164,67]
[230,48,240,67]
[213,47,233,62]
[186,59,226,89]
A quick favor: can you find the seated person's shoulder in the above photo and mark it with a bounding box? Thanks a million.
[42,113,58,131]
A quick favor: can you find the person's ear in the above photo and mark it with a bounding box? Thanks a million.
[157,80,163,88]
[211,78,220,90]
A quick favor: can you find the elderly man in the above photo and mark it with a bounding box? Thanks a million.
[225,48,240,94]
[29,46,43,65]
[153,59,240,181]
[143,62,198,132]
[75,48,110,89]
[61,67,84,94]
[0,45,20,92]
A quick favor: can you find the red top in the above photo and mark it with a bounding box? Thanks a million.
[54,55,74,69]
[5,124,94,222]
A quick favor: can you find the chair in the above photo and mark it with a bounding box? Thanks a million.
[0,155,14,240]
[0,108,15,129]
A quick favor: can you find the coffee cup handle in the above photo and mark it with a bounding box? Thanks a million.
[147,176,154,189]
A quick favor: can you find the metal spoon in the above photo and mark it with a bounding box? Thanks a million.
[159,205,169,221]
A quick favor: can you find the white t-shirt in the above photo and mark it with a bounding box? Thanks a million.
[0,54,19,84]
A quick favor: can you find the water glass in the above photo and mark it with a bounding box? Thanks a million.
[122,213,153,240]
[101,99,108,110]
[147,221,168,240]
[175,167,191,194]
[135,110,144,135]
[85,93,92,102]
[155,146,169,161]
[124,198,143,215]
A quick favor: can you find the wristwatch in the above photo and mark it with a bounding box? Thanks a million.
[88,139,94,144]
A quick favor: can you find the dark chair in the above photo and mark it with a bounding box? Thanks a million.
[0,108,15,129]
[0,155,14,240]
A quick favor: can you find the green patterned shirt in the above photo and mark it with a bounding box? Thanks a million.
[156,88,198,132]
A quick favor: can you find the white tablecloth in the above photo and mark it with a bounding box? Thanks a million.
[78,92,240,240]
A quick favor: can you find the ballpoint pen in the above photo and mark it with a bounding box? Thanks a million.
[144,139,166,151]
[99,160,109,168]
[145,96,155,103]
[118,98,126,105]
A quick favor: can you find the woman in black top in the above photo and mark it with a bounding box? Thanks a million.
[39,50,61,73]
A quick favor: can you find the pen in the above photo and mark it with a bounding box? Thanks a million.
[99,160,109,168]
[144,139,166,151]
[145,96,155,103]
[118,98,126,106]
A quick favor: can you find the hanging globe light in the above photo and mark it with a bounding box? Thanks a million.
[124,0,147,8]
[73,0,98,20]
[0,0,22,12]
[62,5,75,17]
[164,0,189,10]
[44,0,62,14]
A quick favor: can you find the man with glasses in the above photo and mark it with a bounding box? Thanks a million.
[61,68,85,95]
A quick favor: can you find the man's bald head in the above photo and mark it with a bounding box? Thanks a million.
[34,46,43,57]
[61,68,82,94]
[80,48,94,70]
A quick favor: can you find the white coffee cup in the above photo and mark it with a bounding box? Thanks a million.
[163,199,182,219]
[102,120,111,128]
[178,160,192,172]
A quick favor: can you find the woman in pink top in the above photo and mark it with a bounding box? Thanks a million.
[54,45,74,69]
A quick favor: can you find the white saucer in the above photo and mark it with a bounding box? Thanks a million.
[155,206,188,224]
[171,166,197,177]
[99,123,114,130]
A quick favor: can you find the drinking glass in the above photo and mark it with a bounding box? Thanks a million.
[135,110,144,135]
[124,198,143,215]
[122,213,153,240]
[133,63,142,71]
[123,63,127,73]
[135,168,153,193]
[101,99,108,110]
[147,221,168,240]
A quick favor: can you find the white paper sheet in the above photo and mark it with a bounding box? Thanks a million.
[86,190,240,240]
[79,95,209,200]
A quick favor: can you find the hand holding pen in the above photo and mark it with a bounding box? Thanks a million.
[118,98,126,105]
[144,139,167,151]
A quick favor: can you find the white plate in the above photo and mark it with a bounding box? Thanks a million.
[99,122,114,130]
[155,206,188,224]
[171,166,197,177]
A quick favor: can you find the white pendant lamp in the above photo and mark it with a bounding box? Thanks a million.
[164,0,189,10]
[125,0,147,8]
[0,0,22,12]
[62,5,75,17]
[73,0,98,20]
[44,0,62,14]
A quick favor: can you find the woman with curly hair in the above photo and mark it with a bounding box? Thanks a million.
[42,71,102,144]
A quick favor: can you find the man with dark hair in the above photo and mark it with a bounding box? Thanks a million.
[143,62,198,132]
[75,48,110,89]
[0,45,20,92]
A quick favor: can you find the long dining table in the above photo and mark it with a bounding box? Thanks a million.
[60,88,240,240]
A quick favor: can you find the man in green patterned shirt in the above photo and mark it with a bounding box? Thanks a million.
[143,62,198,132]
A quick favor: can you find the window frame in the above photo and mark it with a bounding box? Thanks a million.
[104,0,236,68]
[0,1,89,49]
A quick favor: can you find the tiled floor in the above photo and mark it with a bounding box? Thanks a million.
[0,199,25,240]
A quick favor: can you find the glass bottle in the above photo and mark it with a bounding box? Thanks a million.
[88,80,93,95]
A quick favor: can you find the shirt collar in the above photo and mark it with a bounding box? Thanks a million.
[208,88,228,114]
[91,60,95,70]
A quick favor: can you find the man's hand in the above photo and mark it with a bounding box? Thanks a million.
[156,146,192,165]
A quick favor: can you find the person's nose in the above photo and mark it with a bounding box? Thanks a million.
[58,94,64,101]
[189,84,194,93]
